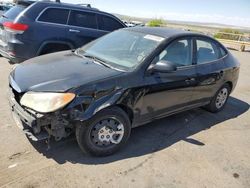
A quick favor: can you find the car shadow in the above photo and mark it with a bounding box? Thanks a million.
[29,96,249,164]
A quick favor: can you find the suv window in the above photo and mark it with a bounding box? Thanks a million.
[98,15,124,31]
[196,39,220,64]
[3,5,26,19]
[38,8,69,25]
[68,10,97,29]
[158,39,192,67]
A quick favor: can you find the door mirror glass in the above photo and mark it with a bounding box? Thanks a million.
[151,60,177,73]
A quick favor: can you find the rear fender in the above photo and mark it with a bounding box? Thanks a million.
[36,40,74,55]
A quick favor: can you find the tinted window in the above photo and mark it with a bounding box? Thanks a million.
[98,15,124,31]
[158,39,192,67]
[196,39,220,64]
[68,11,97,29]
[38,8,69,24]
[3,5,26,19]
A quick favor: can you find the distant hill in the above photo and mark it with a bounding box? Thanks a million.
[114,13,250,33]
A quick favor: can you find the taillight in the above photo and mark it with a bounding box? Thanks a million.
[3,22,29,34]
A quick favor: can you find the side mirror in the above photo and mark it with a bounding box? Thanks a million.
[150,60,177,73]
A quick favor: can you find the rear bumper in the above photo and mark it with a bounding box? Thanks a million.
[0,48,24,63]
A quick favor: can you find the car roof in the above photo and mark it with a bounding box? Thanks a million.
[125,27,201,38]
[32,1,105,14]
[28,1,124,23]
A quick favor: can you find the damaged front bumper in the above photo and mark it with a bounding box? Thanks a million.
[8,88,73,142]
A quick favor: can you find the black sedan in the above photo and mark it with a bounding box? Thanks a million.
[9,27,240,156]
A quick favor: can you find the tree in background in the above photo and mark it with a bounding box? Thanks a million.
[148,19,165,27]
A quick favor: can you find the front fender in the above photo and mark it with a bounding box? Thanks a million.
[70,88,127,122]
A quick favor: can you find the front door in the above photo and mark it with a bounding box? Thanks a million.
[140,38,197,122]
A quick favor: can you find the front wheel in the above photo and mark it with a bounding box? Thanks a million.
[76,107,131,156]
[205,84,231,113]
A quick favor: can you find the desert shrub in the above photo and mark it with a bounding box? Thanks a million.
[148,19,165,27]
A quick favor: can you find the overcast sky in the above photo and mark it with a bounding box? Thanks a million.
[62,0,250,28]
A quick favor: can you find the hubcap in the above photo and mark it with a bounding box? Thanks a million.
[90,118,124,147]
[215,88,228,109]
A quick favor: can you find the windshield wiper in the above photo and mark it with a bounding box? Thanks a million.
[74,49,126,72]
[83,54,113,69]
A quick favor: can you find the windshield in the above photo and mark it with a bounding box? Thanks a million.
[78,30,164,71]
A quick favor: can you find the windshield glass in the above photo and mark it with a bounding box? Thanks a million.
[78,30,164,71]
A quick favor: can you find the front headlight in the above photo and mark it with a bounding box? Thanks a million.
[20,92,75,113]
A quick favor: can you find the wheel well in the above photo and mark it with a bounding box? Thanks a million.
[117,104,134,123]
[225,81,233,93]
[39,43,72,55]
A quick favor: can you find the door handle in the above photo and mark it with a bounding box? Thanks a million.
[69,29,80,33]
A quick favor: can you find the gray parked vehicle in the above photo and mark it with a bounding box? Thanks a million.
[0,0,125,63]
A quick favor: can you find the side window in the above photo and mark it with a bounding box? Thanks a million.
[220,47,227,57]
[98,15,124,31]
[158,39,192,67]
[68,10,97,29]
[196,39,220,64]
[38,8,69,24]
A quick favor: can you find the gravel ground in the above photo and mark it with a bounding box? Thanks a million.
[0,50,249,188]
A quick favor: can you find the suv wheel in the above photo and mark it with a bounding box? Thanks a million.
[205,83,231,113]
[76,107,131,156]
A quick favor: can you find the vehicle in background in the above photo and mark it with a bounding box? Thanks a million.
[0,3,13,15]
[0,0,125,63]
[123,20,145,27]
[9,27,240,156]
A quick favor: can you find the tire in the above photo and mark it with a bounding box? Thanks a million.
[76,107,131,156]
[205,83,231,113]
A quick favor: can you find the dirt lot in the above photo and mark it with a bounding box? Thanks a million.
[0,51,249,188]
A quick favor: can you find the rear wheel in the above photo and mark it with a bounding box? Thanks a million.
[205,83,231,113]
[76,107,131,156]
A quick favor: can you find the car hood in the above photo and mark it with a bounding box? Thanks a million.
[10,51,123,93]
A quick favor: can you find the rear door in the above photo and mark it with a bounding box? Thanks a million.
[67,10,105,48]
[36,8,69,46]
[192,37,226,103]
